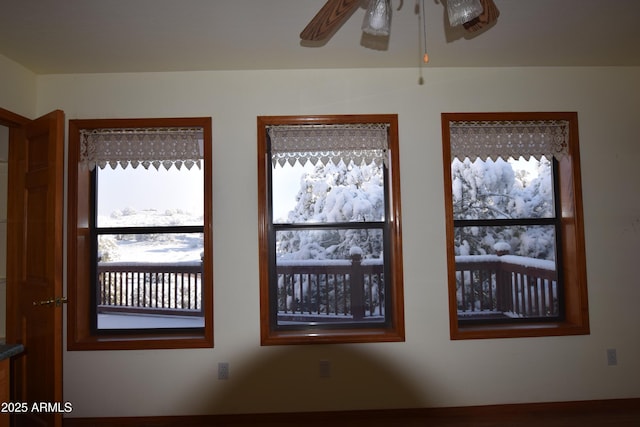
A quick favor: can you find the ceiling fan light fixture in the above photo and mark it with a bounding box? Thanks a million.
[362,0,392,36]
[446,0,483,27]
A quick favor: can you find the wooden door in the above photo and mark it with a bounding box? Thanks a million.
[5,109,65,427]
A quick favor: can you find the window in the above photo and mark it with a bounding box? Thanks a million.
[258,115,405,345]
[441,112,589,339]
[67,118,213,350]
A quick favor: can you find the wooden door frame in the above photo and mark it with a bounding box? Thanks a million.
[0,108,30,127]
[0,107,30,344]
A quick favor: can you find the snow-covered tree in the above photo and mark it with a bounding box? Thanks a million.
[452,156,556,261]
[276,161,385,261]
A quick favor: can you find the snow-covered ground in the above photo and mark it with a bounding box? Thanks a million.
[97,208,203,263]
[98,312,204,329]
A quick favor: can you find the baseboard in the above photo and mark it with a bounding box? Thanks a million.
[63,398,640,427]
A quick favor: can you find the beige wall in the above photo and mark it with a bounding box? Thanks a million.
[0,54,37,118]
[27,66,640,417]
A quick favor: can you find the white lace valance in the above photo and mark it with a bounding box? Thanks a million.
[268,124,389,167]
[80,127,204,170]
[449,120,569,161]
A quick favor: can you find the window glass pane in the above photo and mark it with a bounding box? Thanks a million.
[275,228,385,327]
[96,165,204,228]
[272,161,385,224]
[454,225,559,320]
[95,165,205,331]
[452,156,554,220]
[96,232,204,330]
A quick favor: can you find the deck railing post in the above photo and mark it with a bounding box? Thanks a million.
[350,253,365,320]
[494,267,504,313]
[495,252,508,313]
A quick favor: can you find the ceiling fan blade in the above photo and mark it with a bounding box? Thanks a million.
[463,0,499,32]
[300,0,362,41]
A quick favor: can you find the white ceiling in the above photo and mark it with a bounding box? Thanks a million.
[1,0,640,75]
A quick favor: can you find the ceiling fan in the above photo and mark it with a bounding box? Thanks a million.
[300,0,499,42]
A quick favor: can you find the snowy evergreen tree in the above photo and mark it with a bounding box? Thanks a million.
[276,161,385,261]
[452,157,516,220]
[275,157,556,262]
[452,156,556,261]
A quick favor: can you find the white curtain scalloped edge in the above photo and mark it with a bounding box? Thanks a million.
[268,123,389,168]
[80,127,204,171]
[449,120,569,162]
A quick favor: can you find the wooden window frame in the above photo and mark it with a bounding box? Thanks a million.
[258,114,405,345]
[67,117,214,350]
[442,112,589,340]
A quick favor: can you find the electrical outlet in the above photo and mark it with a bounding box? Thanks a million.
[319,360,331,378]
[218,362,230,380]
[606,349,617,366]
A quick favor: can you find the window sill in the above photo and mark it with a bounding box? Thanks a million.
[67,332,213,351]
[451,320,590,340]
[262,327,405,346]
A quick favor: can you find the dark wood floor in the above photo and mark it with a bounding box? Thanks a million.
[64,399,640,427]
[310,410,640,427]
[215,406,640,427]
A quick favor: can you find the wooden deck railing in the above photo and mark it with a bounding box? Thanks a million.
[455,254,558,320]
[97,255,554,322]
[276,254,384,322]
[97,261,203,316]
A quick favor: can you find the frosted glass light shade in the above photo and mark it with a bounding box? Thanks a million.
[362,0,391,36]
[447,0,483,26]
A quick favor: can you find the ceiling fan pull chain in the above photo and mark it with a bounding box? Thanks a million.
[416,0,428,85]
[421,0,428,63]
